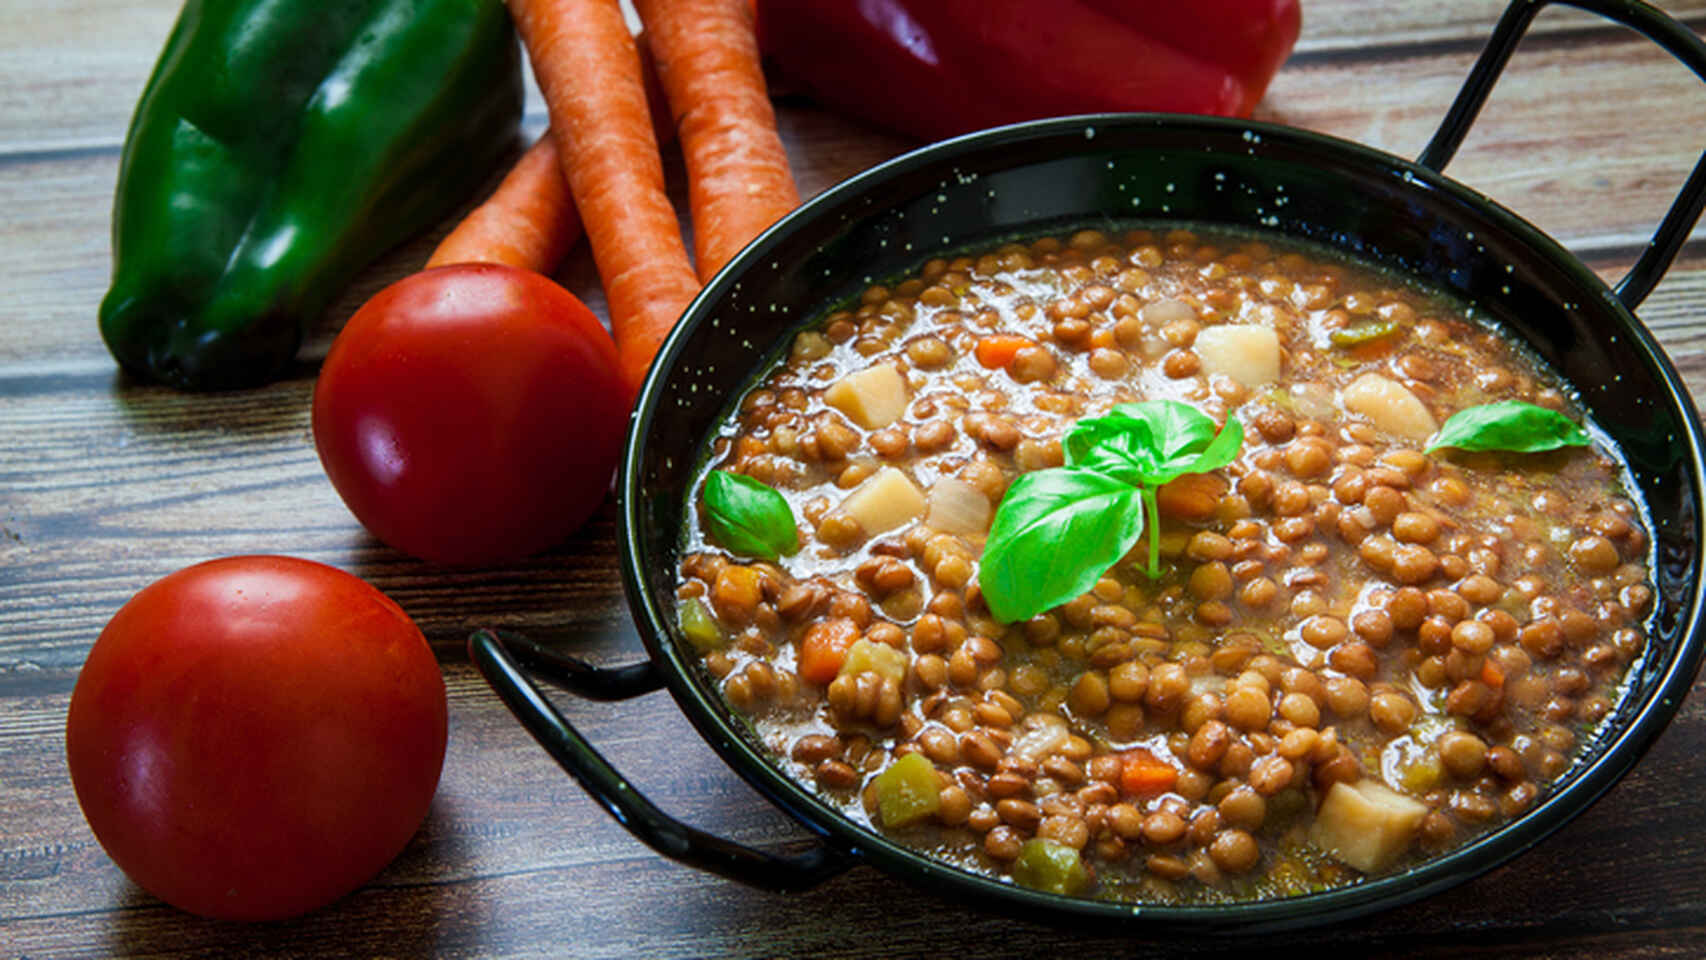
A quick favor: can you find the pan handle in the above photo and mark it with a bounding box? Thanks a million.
[467,628,855,892]
[1417,0,1706,309]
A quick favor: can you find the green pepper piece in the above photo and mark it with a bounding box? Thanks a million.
[99,0,523,390]
[1399,753,1444,794]
[872,752,942,828]
[1328,320,1400,347]
[1012,837,1091,896]
[678,597,725,652]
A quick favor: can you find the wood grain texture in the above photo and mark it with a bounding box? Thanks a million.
[3,1,1706,957]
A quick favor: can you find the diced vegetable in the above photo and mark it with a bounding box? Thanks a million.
[710,564,763,624]
[838,637,907,684]
[824,362,909,429]
[796,617,861,685]
[925,477,992,535]
[1194,324,1281,387]
[1341,373,1438,443]
[1481,659,1506,689]
[1287,381,1337,421]
[873,751,941,827]
[677,596,724,651]
[1119,749,1179,797]
[1328,320,1399,347]
[1012,838,1091,896]
[1156,471,1227,521]
[975,334,1035,370]
[1397,753,1443,794]
[1308,779,1428,873]
[1009,714,1071,762]
[841,467,926,535]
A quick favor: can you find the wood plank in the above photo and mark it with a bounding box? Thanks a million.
[0,2,178,154]
[1261,30,1706,256]
[2,676,1703,954]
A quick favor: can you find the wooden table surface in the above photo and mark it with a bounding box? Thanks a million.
[8,1,1706,957]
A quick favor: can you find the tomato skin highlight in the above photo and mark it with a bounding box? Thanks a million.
[65,556,447,922]
[312,263,629,565]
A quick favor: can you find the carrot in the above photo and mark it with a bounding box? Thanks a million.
[425,132,582,273]
[508,0,702,396]
[1481,659,1506,690]
[1348,337,1396,365]
[426,34,677,274]
[1119,750,1179,798]
[634,0,799,281]
[1156,471,1228,521]
[974,334,1035,370]
[797,618,860,686]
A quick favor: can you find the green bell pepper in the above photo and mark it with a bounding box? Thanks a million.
[99,0,523,390]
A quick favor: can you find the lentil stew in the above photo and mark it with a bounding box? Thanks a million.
[674,226,1656,904]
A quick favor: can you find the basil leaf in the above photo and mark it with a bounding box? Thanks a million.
[1110,399,1219,467]
[1066,400,1243,487]
[979,468,1145,624]
[703,470,798,561]
[1190,413,1245,475]
[1425,400,1591,454]
[1063,414,1159,485]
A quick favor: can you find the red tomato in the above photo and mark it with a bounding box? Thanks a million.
[65,556,447,921]
[312,263,629,565]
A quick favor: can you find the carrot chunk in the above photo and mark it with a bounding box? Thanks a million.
[797,618,861,686]
[1481,659,1506,690]
[1119,749,1179,797]
[974,335,1035,370]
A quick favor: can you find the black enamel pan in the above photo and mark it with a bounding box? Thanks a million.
[470,0,1706,933]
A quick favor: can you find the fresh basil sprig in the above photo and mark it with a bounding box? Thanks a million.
[980,400,1243,624]
[703,470,799,561]
[1425,400,1590,454]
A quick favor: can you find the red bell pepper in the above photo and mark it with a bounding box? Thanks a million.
[754,0,1302,141]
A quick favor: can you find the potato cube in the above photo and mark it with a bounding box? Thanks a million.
[837,637,908,684]
[824,363,908,429]
[1195,324,1281,387]
[1309,779,1429,873]
[842,467,925,535]
[1342,373,1438,443]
